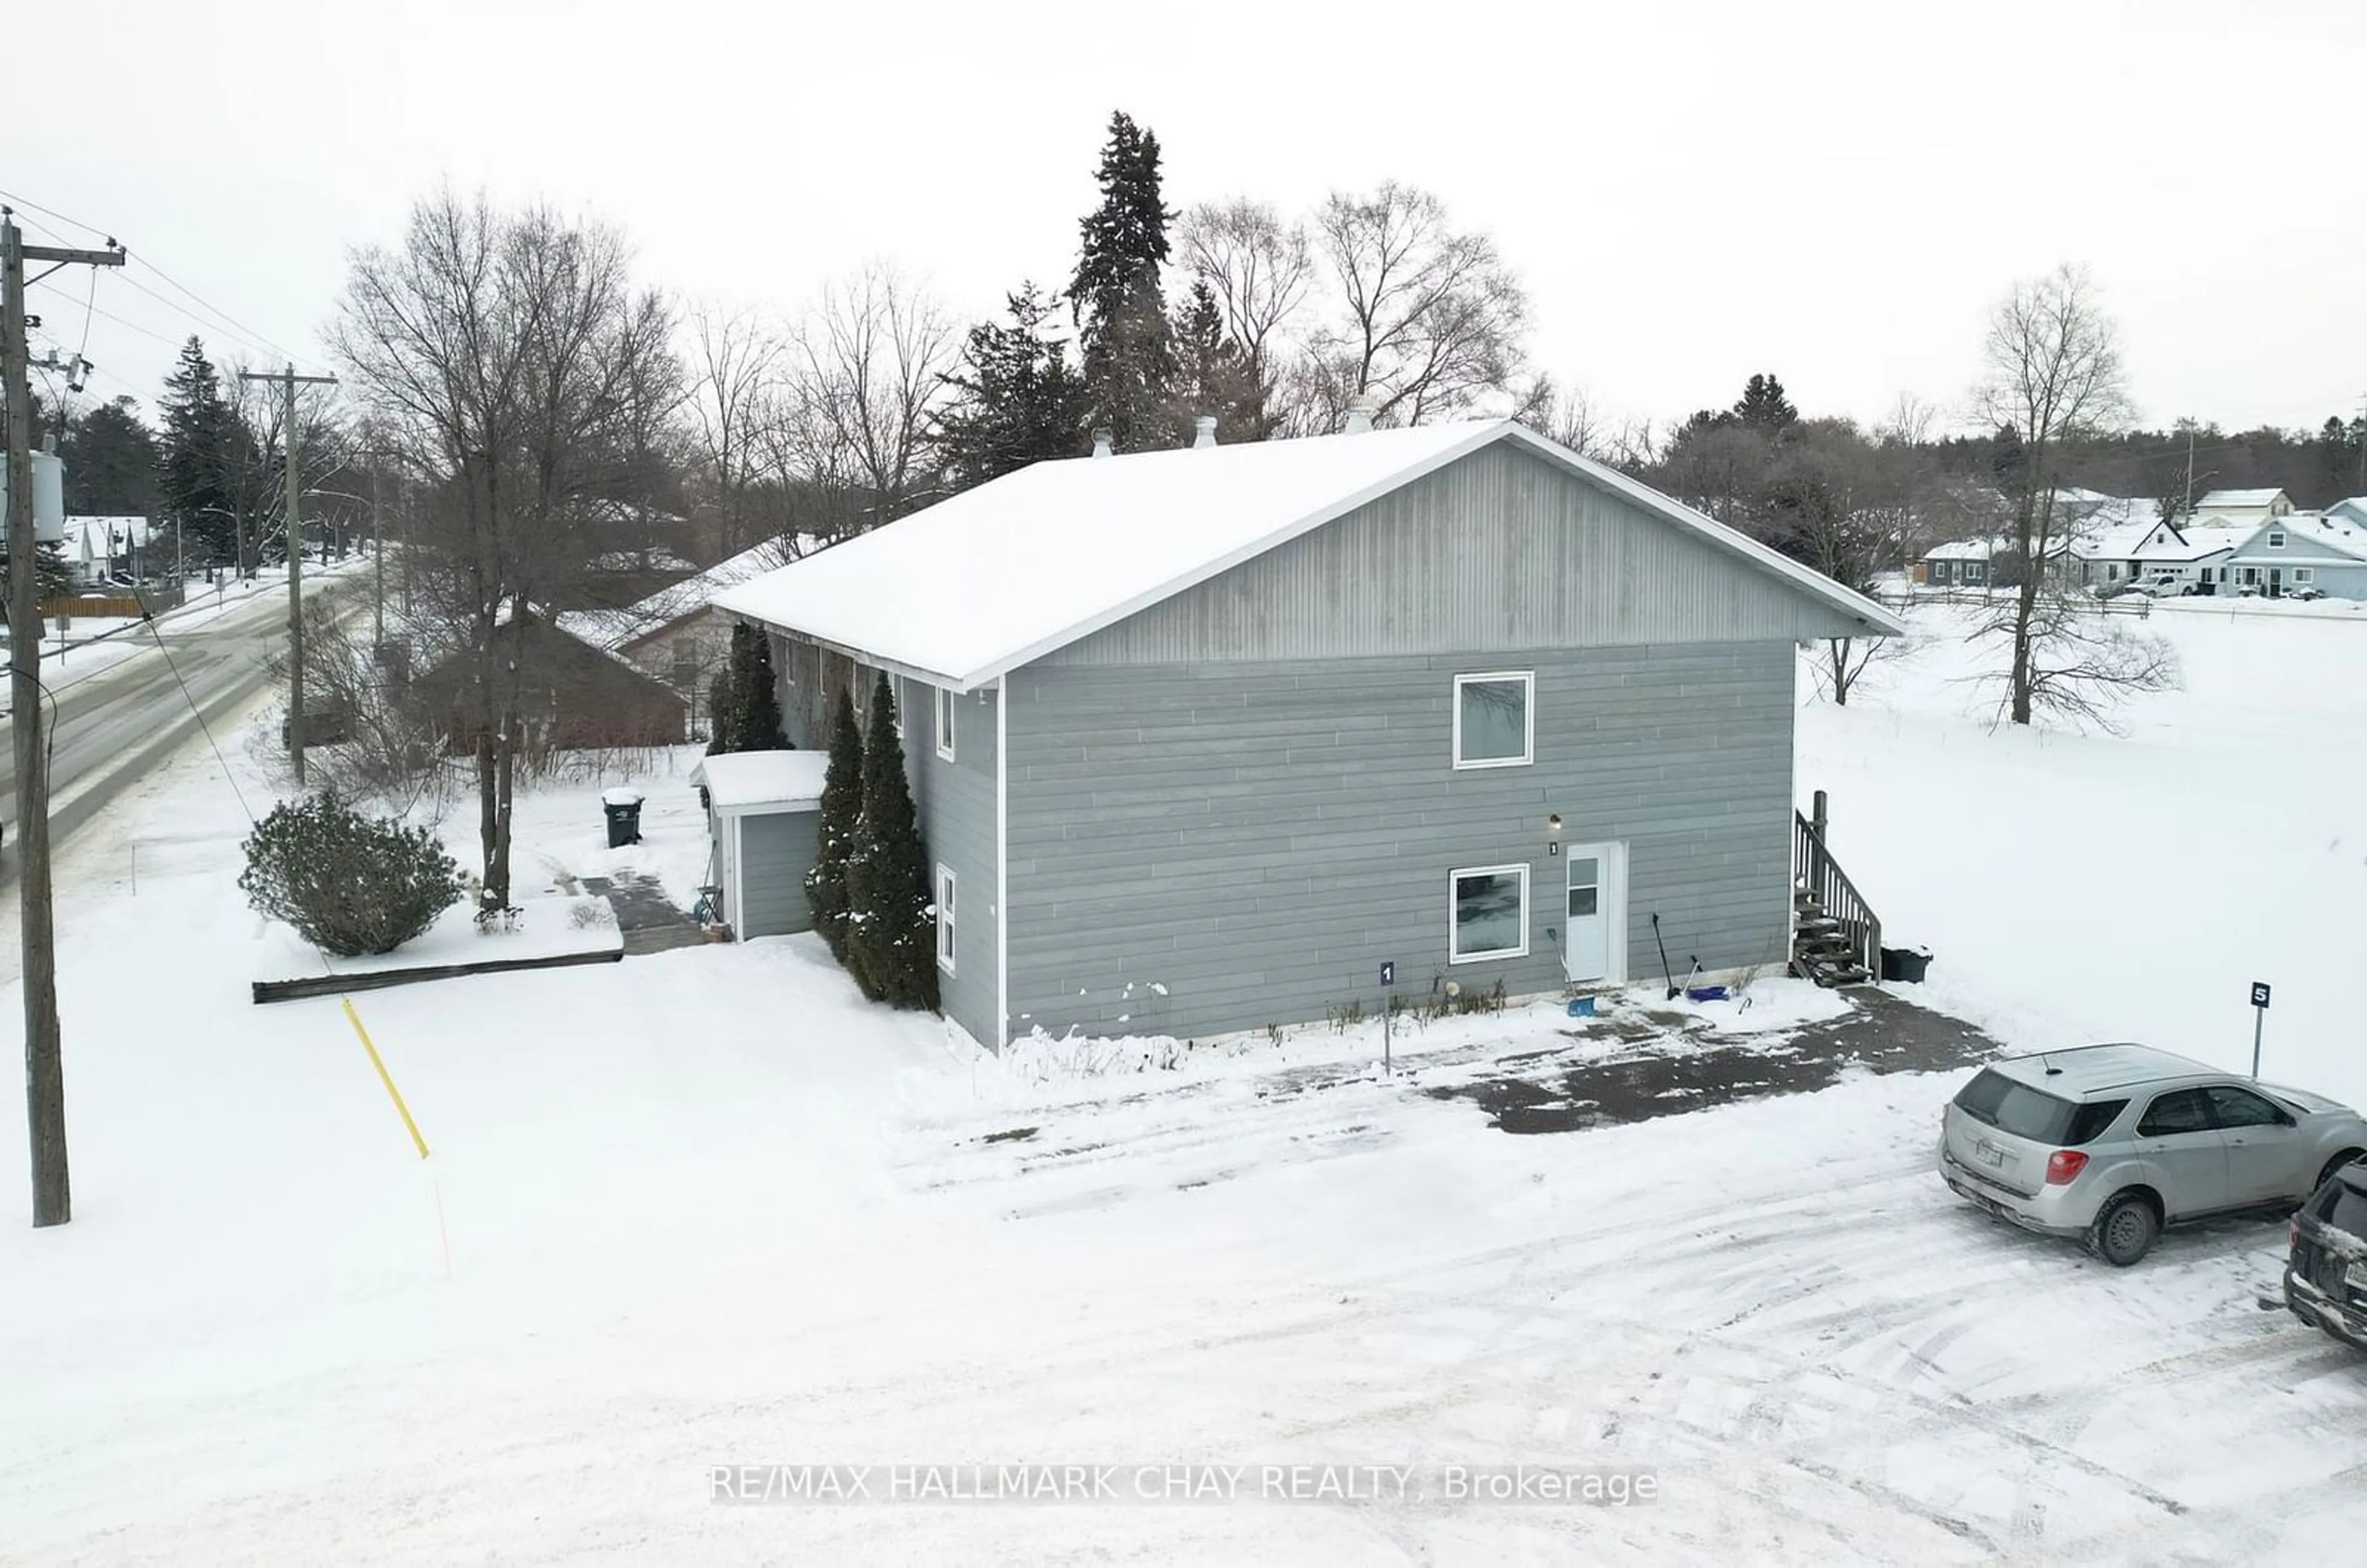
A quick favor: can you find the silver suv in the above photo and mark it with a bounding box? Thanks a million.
[1938,1044,2367,1265]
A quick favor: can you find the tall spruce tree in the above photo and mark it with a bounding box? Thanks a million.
[1733,373,1799,435]
[59,397,164,518]
[934,284,1091,492]
[804,685,865,960]
[1069,110,1176,451]
[1170,277,1254,441]
[737,623,785,749]
[158,337,243,565]
[843,672,938,1011]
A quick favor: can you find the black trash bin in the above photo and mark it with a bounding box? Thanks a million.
[602,788,645,847]
[1879,945,1933,984]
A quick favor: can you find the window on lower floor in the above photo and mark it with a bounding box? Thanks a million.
[935,864,956,974]
[1449,865,1529,963]
[1452,672,1534,769]
[934,685,956,762]
[2294,567,2315,584]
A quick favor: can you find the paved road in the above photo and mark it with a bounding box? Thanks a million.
[0,579,338,857]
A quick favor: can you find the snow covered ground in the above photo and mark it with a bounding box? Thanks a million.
[3,602,2366,1563]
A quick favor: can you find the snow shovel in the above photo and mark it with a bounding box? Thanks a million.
[1652,912,1680,1000]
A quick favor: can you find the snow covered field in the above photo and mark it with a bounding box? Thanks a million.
[3,602,2366,1563]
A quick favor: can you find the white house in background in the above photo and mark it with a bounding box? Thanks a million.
[60,515,151,588]
[2329,497,2367,529]
[2189,488,2295,527]
[2124,520,2249,592]
[2223,512,2367,599]
[2066,517,2161,586]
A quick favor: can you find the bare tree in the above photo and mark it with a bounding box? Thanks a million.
[787,263,954,533]
[333,189,681,907]
[1178,198,1312,439]
[685,301,783,558]
[1969,264,2156,726]
[1299,182,1531,430]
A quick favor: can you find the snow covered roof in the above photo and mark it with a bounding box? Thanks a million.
[690,749,830,812]
[2195,488,2287,510]
[2065,518,2159,561]
[2135,525,2249,563]
[1924,537,2005,561]
[559,536,827,651]
[62,515,150,557]
[716,421,1905,690]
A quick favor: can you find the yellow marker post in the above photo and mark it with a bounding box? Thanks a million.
[343,998,430,1159]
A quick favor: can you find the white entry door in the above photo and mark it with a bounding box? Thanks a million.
[1563,843,1621,983]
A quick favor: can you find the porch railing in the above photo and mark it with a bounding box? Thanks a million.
[1794,791,1882,982]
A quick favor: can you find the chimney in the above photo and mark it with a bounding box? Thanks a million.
[1342,394,1376,435]
[1192,415,1218,450]
[1091,427,1114,459]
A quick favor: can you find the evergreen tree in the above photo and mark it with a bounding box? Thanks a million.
[1733,373,1799,435]
[158,337,243,565]
[803,685,865,961]
[843,672,938,1010]
[934,284,1091,492]
[1170,277,1254,441]
[0,541,72,618]
[58,397,164,518]
[1069,110,1176,451]
[705,668,737,753]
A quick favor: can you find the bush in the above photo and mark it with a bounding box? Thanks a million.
[238,793,465,957]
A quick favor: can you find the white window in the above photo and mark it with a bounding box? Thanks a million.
[2294,567,2315,584]
[934,685,956,762]
[2267,531,2286,549]
[934,864,956,974]
[1452,672,1534,769]
[1449,864,1529,963]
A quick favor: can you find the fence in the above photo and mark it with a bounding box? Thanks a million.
[39,584,186,620]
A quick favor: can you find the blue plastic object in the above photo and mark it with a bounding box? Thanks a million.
[1567,997,1596,1018]
[1686,986,1730,1003]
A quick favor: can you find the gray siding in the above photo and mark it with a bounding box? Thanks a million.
[738,809,820,937]
[897,677,1001,1050]
[1042,444,1876,668]
[1003,643,1796,1042]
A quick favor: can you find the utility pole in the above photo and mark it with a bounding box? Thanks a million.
[239,365,337,784]
[4,208,124,1230]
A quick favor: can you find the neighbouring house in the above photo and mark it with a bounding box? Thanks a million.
[61,515,150,587]
[690,750,829,939]
[2189,488,2295,528]
[558,536,826,735]
[409,608,687,757]
[717,418,1903,1051]
[2327,497,2367,529]
[2123,520,2249,592]
[1918,537,2009,589]
[2222,513,2367,599]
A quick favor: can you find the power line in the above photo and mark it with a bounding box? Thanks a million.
[0,186,107,239]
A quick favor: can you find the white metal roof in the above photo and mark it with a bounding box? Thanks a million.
[716,420,1907,690]
[689,750,830,812]
[2194,488,2288,509]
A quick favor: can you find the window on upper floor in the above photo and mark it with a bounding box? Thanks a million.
[1453,672,1534,769]
[934,685,956,762]
[2267,531,2286,549]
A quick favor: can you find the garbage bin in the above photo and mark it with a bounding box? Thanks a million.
[1879,945,1933,984]
[602,788,645,847]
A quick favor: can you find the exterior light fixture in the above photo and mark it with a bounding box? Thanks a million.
[1547,814,1563,834]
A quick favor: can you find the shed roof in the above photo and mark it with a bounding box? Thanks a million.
[2194,488,2288,509]
[716,420,1905,690]
[690,749,830,811]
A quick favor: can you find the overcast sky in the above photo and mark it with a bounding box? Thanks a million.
[15,0,2366,441]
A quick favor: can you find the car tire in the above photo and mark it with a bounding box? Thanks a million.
[2317,1151,2364,1193]
[2088,1192,2159,1267]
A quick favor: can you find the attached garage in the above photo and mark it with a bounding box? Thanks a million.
[689,751,831,940]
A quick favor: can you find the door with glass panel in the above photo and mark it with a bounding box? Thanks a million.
[1563,844,1620,983]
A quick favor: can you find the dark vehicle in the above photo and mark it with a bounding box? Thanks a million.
[2286,1160,2367,1350]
